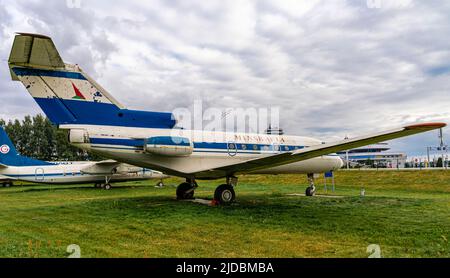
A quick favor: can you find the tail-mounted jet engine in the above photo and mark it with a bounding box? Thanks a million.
[68,129,90,144]
[145,136,193,157]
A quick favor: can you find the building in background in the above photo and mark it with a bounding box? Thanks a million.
[338,143,407,169]
[265,125,284,135]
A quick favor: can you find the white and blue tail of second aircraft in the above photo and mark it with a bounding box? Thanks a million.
[8,33,176,129]
[0,127,51,167]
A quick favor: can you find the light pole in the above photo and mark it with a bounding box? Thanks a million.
[346,150,349,169]
[439,128,446,169]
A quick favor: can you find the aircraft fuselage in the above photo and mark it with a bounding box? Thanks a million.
[0,162,166,185]
[63,124,344,179]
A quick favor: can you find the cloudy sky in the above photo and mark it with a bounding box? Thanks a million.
[0,0,449,156]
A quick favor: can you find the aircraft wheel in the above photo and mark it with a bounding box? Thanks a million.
[214,184,235,205]
[94,183,101,188]
[156,181,164,188]
[4,182,12,188]
[104,184,112,190]
[305,187,316,197]
[176,182,195,200]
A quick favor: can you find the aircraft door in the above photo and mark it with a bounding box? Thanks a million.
[227,141,237,157]
[35,168,45,181]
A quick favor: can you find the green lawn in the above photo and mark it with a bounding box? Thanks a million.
[0,170,449,258]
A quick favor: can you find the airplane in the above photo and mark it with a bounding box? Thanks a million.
[7,33,446,204]
[0,126,168,189]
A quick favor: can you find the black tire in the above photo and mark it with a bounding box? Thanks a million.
[104,184,112,190]
[176,182,195,200]
[156,181,164,187]
[214,184,236,205]
[305,187,315,197]
[94,183,101,188]
[4,182,12,188]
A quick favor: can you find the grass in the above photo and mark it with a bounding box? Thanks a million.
[0,170,449,258]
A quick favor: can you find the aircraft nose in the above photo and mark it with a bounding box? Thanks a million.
[335,156,344,170]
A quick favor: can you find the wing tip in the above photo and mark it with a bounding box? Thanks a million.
[405,122,447,130]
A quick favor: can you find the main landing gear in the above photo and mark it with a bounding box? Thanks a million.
[305,173,316,197]
[94,176,113,190]
[2,181,13,188]
[214,184,236,205]
[176,179,197,200]
[176,177,238,205]
[214,176,237,205]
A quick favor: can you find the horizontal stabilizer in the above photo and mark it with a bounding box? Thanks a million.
[9,33,65,80]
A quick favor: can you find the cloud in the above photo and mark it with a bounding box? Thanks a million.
[0,0,449,157]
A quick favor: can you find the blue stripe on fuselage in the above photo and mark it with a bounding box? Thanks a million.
[6,172,82,178]
[89,137,307,153]
[12,67,87,80]
[90,138,145,147]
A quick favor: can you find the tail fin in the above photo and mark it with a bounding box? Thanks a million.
[0,127,51,167]
[9,33,176,129]
[0,127,19,158]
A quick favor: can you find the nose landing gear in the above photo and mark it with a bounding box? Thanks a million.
[155,180,164,188]
[2,181,13,188]
[93,176,113,190]
[305,173,316,197]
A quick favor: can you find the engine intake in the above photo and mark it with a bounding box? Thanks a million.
[68,129,90,144]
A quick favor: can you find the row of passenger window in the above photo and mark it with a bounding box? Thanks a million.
[228,144,301,152]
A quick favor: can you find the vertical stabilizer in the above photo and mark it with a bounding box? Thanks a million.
[8,33,176,129]
[0,127,52,167]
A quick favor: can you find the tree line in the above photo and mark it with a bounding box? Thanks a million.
[0,115,102,161]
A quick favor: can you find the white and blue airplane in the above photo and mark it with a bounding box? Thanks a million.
[7,33,446,204]
[0,127,167,189]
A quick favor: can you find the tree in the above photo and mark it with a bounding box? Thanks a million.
[437,157,443,168]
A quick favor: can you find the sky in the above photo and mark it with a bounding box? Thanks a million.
[0,0,449,157]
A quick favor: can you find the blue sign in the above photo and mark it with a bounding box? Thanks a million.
[325,171,334,178]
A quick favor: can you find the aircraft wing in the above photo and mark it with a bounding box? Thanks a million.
[0,163,8,169]
[0,174,16,181]
[80,160,122,175]
[194,123,446,177]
